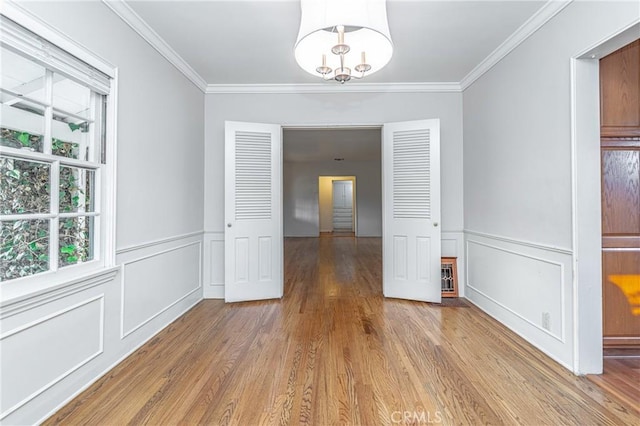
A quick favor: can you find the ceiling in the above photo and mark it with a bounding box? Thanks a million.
[126,0,546,85]
[284,128,381,162]
[121,1,547,162]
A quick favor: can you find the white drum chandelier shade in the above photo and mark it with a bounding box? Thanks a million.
[294,0,393,83]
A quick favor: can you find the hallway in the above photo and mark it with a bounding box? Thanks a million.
[45,238,639,425]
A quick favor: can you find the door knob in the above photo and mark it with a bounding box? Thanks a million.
[227,223,232,228]
[433,222,439,227]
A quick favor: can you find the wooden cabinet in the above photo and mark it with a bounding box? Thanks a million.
[600,39,640,348]
[600,39,640,138]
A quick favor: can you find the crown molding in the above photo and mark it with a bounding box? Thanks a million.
[101,0,207,92]
[205,82,462,94]
[98,0,570,95]
[460,0,573,91]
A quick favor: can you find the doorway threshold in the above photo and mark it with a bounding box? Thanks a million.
[320,231,355,238]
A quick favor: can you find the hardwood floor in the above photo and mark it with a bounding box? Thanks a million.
[45,237,640,425]
[588,352,640,412]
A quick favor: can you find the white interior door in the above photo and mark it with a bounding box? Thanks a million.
[225,121,283,302]
[332,180,353,231]
[382,119,441,302]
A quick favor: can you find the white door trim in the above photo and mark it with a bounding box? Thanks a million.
[569,20,639,374]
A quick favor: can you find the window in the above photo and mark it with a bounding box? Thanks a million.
[0,16,114,283]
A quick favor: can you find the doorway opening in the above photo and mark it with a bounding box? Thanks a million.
[282,127,382,239]
[319,176,356,237]
[571,22,639,377]
[224,119,442,304]
[282,127,381,296]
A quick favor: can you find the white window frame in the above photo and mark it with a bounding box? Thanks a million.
[0,3,117,303]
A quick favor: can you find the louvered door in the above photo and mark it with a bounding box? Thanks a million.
[382,119,441,302]
[225,121,283,302]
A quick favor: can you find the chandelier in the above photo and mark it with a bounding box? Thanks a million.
[294,0,393,83]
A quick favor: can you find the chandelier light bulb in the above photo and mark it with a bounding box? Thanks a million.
[316,53,332,76]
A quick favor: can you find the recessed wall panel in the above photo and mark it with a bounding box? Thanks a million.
[122,242,201,336]
[0,297,103,419]
[467,240,564,339]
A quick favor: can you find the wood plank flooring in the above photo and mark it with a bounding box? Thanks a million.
[45,237,640,425]
[587,354,640,412]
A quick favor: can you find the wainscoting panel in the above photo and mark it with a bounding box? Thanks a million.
[464,230,573,369]
[203,232,225,299]
[0,296,104,419]
[121,241,202,337]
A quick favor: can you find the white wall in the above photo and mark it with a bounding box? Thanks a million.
[284,162,379,237]
[0,2,205,424]
[462,0,639,370]
[203,91,465,297]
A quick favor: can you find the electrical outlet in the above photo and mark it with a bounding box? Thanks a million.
[542,312,551,331]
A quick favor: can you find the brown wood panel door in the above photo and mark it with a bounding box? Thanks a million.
[600,39,640,348]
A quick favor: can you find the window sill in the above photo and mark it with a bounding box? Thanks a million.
[0,266,119,319]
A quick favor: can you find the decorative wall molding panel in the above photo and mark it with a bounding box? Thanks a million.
[464,229,572,255]
[120,241,203,338]
[464,231,574,369]
[0,296,104,420]
[2,232,203,425]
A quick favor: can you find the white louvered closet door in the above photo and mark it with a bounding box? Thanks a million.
[382,119,441,302]
[225,121,283,302]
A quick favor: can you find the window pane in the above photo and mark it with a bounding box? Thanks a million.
[51,118,90,160]
[0,46,46,103]
[59,216,94,267]
[53,74,91,119]
[0,219,50,281]
[52,74,94,161]
[59,166,95,213]
[0,156,51,215]
[0,102,45,152]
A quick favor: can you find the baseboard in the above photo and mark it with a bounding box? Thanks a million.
[204,285,224,299]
